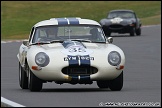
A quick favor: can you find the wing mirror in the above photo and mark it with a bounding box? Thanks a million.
[23,40,29,46]
[107,37,113,43]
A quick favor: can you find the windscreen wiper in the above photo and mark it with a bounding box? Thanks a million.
[70,39,92,43]
[91,41,106,43]
[30,41,50,45]
[50,40,64,43]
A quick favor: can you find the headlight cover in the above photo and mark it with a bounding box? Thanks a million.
[127,20,133,24]
[35,52,49,67]
[108,51,121,66]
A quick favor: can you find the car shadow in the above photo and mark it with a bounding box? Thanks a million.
[106,33,141,37]
[17,87,127,92]
[40,88,111,92]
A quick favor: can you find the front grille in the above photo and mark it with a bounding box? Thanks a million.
[109,24,123,29]
[62,66,98,75]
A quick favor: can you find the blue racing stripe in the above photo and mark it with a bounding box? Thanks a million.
[80,75,90,81]
[62,41,74,48]
[55,18,68,25]
[68,55,79,66]
[67,18,79,25]
[70,75,78,81]
[62,41,91,67]
[80,55,90,66]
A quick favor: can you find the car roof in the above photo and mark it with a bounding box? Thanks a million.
[109,9,134,13]
[33,17,101,27]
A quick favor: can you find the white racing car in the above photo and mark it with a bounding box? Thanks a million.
[17,17,125,91]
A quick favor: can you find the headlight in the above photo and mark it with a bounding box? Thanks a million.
[127,20,133,24]
[35,52,49,67]
[108,51,121,66]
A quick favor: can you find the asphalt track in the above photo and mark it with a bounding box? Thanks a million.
[1,25,161,107]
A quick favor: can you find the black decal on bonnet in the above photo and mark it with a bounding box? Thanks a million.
[64,55,94,66]
[64,56,94,61]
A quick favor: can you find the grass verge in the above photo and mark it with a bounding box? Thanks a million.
[1,1,161,40]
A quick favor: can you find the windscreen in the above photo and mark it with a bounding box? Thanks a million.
[32,25,106,43]
[108,11,135,19]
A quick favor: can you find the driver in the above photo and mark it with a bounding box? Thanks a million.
[89,28,105,42]
[46,27,58,39]
[90,28,99,41]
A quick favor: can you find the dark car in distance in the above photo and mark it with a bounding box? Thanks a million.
[100,9,142,36]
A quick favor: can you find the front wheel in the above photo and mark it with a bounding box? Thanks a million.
[97,80,109,88]
[106,32,111,37]
[136,28,141,36]
[108,71,123,91]
[130,28,135,36]
[28,67,43,91]
[102,26,111,37]
[19,62,28,89]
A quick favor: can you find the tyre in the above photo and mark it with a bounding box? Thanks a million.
[19,62,28,89]
[102,26,111,37]
[106,32,111,37]
[136,28,141,36]
[97,80,109,88]
[28,67,43,91]
[130,28,135,36]
[108,71,123,91]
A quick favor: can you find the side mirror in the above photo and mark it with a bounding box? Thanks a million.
[107,37,113,43]
[23,40,29,46]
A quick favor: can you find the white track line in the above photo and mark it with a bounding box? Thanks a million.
[1,41,7,43]
[141,24,161,28]
[1,97,25,107]
[1,39,26,44]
